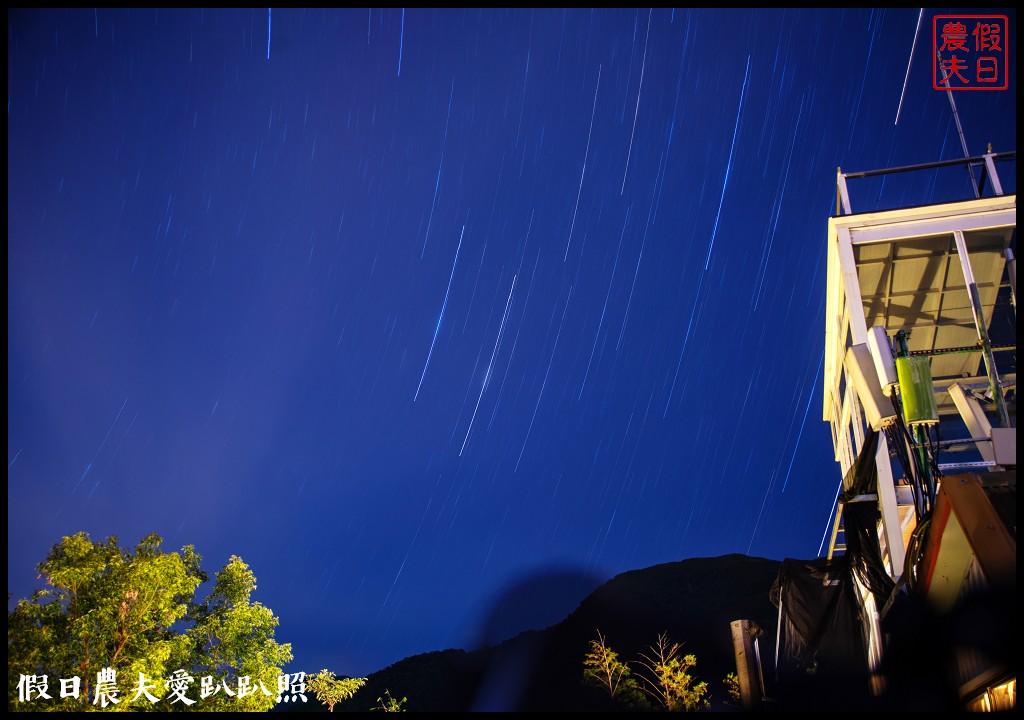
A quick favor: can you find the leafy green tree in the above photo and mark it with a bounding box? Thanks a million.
[307,669,367,712]
[635,632,709,712]
[183,554,294,711]
[722,672,741,706]
[8,532,292,712]
[582,630,644,707]
[373,689,407,712]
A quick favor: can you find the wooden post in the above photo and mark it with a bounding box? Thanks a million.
[731,619,763,710]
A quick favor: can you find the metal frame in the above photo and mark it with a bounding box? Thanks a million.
[824,154,1015,571]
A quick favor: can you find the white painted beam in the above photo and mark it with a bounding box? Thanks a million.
[875,432,905,581]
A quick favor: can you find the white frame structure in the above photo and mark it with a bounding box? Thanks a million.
[819,150,1011,573]
[820,149,1016,705]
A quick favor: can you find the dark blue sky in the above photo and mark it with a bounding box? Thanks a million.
[8,8,1016,679]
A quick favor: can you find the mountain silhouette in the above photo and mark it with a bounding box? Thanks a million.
[319,553,782,712]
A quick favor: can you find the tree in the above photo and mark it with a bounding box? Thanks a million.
[374,689,407,712]
[183,554,294,711]
[722,672,741,706]
[307,669,367,712]
[8,532,292,712]
[635,632,709,712]
[582,630,643,706]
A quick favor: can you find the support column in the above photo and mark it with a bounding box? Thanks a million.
[875,432,905,580]
[731,619,763,711]
[953,230,1010,428]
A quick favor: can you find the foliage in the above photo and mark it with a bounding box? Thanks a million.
[635,632,709,712]
[583,629,710,712]
[373,689,407,712]
[582,630,644,707]
[8,532,292,712]
[307,669,367,712]
[184,554,293,711]
[723,672,741,706]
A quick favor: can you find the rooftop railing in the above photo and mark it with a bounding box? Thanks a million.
[836,150,1016,216]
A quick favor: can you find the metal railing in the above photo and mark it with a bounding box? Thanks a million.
[836,150,1015,216]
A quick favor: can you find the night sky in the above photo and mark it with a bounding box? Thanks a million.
[8,9,1016,680]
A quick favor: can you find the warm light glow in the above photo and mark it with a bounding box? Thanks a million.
[965,678,1016,712]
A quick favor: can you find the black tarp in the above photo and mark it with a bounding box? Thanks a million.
[768,430,895,709]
